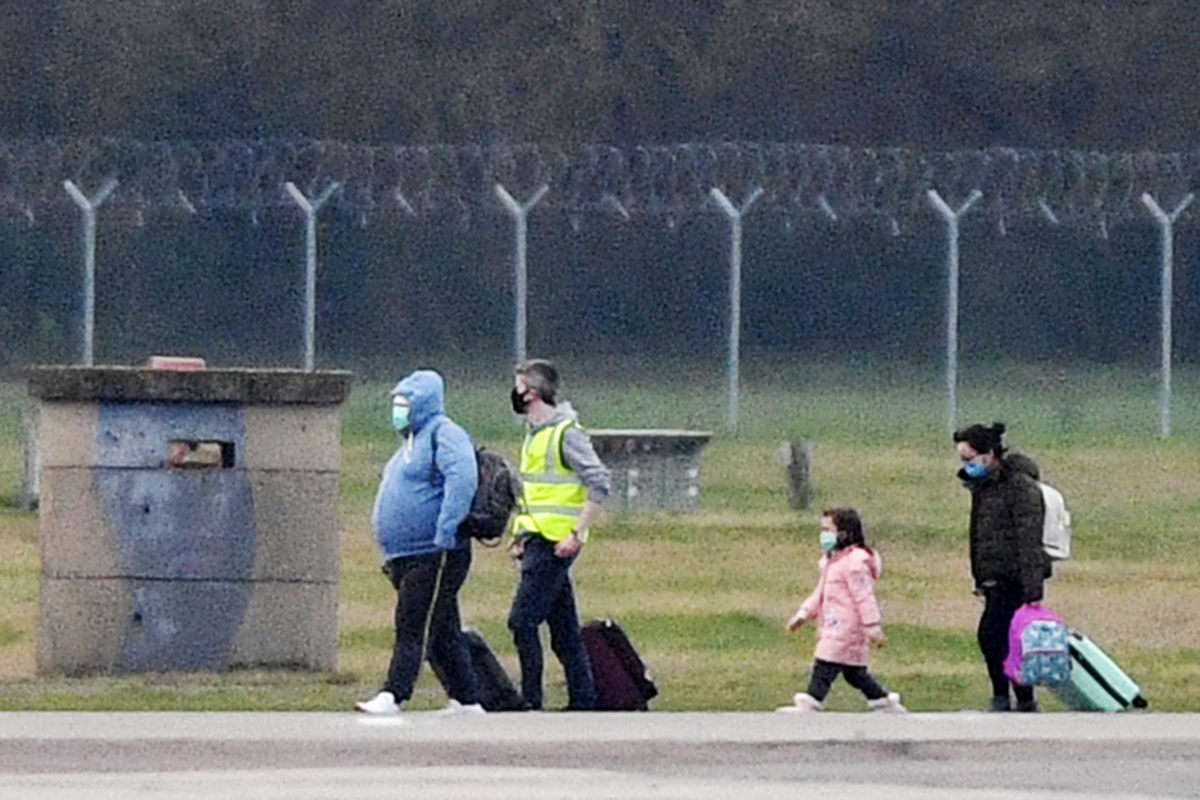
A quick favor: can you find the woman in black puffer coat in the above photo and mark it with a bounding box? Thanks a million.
[953,422,1048,713]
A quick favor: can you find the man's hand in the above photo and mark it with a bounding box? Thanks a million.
[554,530,583,558]
[507,537,525,562]
[785,611,808,633]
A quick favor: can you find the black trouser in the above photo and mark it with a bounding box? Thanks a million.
[805,658,888,703]
[425,547,480,705]
[978,580,1035,704]
[507,536,596,710]
[382,549,478,705]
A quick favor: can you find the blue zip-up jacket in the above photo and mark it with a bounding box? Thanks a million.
[371,370,478,559]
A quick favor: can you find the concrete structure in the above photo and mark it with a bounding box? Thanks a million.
[27,366,353,675]
[589,430,712,514]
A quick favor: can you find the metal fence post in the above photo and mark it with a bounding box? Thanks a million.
[710,186,763,432]
[285,181,340,371]
[927,189,982,433]
[63,178,118,366]
[1141,192,1195,438]
[495,183,549,366]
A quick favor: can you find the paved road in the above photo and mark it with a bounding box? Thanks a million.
[1,711,1198,799]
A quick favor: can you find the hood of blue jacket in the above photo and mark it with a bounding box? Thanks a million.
[373,369,477,558]
[391,370,444,432]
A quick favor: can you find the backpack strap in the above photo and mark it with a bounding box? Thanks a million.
[428,416,446,483]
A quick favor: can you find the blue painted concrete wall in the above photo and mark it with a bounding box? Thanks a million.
[93,402,255,672]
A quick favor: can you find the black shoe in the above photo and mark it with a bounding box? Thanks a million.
[1015,700,1039,713]
[987,696,1012,712]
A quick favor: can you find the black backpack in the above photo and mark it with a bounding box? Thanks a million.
[459,446,522,544]
[432,422,522,544]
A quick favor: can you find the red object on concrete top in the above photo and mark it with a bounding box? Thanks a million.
[148,356,207,371]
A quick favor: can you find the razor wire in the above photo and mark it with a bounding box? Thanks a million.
[0,138,1198,230]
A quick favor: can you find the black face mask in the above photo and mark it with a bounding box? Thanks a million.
[511,387,530,414]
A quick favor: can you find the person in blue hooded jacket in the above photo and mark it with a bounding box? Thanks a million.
[355,369,483,716]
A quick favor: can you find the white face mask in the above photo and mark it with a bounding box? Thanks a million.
[819,531,838,552]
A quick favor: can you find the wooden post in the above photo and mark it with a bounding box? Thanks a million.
[20,403,40,511]
[785,439,812,510]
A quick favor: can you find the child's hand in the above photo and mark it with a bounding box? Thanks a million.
[786,611,808,632]
[867,625,885,648]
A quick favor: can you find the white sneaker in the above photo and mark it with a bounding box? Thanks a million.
[437,699,486,717]
[868,692,907,714]
[776,692,823,713]
[355,691,399,715]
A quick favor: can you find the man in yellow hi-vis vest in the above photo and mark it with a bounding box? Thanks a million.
[507,359,611,710]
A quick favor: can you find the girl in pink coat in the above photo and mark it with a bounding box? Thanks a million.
[778,507,905,713]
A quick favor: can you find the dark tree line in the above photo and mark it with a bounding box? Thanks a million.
[3,1,1200,149]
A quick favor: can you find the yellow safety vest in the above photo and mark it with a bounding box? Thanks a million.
[513,418,586,542]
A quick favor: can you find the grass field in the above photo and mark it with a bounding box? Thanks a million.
[1,357,1199,712]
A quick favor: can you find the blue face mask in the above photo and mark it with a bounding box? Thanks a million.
[391,397,411,431]
[819,531,839,552]
[962,460,988,480]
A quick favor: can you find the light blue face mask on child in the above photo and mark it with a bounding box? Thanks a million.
[819,531,839,552]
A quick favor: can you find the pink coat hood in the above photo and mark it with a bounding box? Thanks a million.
[798,545,883,666]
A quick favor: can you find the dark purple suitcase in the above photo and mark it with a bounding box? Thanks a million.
[582,618,658,711]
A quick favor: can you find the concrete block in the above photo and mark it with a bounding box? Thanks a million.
[26,366,353,406]
[38,577,127,675]
[39,576,336,674]
[76,467,257,582]
[230,581,338,671]
[591,430,712,514]
[39,468,121,578]
[42,467,339,583]
[37,402,97,468]
[248,470,341,582]
[94,403,245,470]
[242,406,342,472]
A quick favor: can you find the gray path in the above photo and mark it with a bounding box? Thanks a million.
[1,711,1198,799]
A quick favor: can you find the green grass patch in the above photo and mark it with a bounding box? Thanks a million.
[0,623,22,648]
[616,612,783,652]
[0,672,363,712]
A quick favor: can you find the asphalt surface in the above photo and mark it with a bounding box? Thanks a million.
[1,711,1198,799]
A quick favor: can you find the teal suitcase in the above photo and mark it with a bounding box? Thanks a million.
[1051,631,1148,712]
